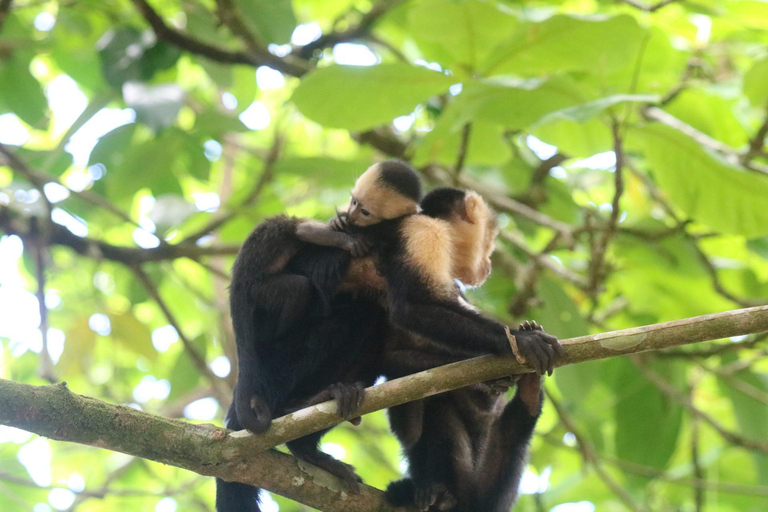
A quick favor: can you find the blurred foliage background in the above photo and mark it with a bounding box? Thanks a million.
[1,0,768,511]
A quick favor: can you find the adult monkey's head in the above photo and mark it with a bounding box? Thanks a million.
[346,160,422,227]
[420,187,499,287]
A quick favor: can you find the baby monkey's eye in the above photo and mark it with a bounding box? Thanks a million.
[361,209,370,216]
[351,198,358,205]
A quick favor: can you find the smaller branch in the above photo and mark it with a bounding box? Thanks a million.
[452,123,472,184]
[0,204,239,264]
[131,266,231,403]
[742,106,768,163]
[183,132,282,244]
[587,120,625,296]
[643,106,768,176]
[130,0,310,77]
[353,126,408,159]
[690,401,705,512]
[0,0,12,33]
[547,391,647,512]
[214,0,263,54]
[297,0,404,58]
[692,242,764,308]
[633,356,768,455]
[0,143,140,229]
[531,153,568,187]
[228,305,768,455]
[498,230,588,288]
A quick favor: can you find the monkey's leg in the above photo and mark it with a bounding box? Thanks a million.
[287,430,363,493]
[475,373,543,512]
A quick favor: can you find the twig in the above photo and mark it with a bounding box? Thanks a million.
[0,143,141,229]
[131,266,231,403]
[214,0,263,53]
[633,356,768,455]
[742,106,768,163]
[130,0,310,76]
[0,204,240,263]
[690,402,705,511]
[643,106,768,176]
[182,132,282,244]
[587,120,625,296]
[692,242,764,308]
[547,391,647,512]
[297,0,405,58]
[498,230,588,288]
[452,123,471,184]
[0,0,12,32]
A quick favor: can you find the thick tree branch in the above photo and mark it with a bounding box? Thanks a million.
[2,306,768,511]
[0,380,404,512]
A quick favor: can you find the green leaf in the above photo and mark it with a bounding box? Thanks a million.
[663,89,748,147]
[97,28,180,88]
[448,77,584,129]
[634,124,768,237]
[544,94,658,124]
[744,57,768,106]
[274,157,372,187]
[718,355,768,483]
[291,64,455,131]
[406,0,517,73]
[532,117,612,158]
[233,0,296,45]
[614,359,683,469]
[0,53,48,127]
[483,14,647,77]
[413,121,511,167]
[123,82,184,131]
[109,311,156,361]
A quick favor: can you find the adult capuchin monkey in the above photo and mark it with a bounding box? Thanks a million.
[379,188,557,512]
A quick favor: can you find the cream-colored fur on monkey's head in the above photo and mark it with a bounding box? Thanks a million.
[451,191,498,287]
[347,161,422,227]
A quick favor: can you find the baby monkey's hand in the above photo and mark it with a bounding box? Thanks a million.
[330,211,350,232]
[344,236,373,258]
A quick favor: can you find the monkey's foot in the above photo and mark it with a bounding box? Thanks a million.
[414,483,455,512]
[325,382,366,419]
[514,320,564,376]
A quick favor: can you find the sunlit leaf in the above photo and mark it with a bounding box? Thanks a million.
[291,63,455,131]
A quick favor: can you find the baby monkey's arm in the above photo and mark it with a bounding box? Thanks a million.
[295,220,372,257]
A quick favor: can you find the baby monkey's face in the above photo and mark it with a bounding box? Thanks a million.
[345,195,382,227]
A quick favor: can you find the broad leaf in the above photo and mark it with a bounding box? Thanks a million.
[233,0,296,45]
[744,57,768,107]
[635,124,768,237]
[483,14,647,77]
[291,64,455,131]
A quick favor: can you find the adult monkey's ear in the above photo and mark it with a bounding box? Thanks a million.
[462,191,485,224]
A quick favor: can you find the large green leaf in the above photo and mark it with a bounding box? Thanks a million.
[614,358,683,470]
[635,124,768,237]
[233,0,296,45]
[482,14,647,77]
[663,89,748,147]
[448,77,585,129]
[109,311,156,361]
[291,63,455,131]
[406,0,517,74]
[718,355,768,484]
[0,53,48,127]
[744,57,768,107]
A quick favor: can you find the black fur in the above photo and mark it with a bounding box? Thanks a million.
[377,160,423,202]
[419,187,466,219]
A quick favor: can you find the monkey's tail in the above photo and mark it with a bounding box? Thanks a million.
[216,479,262,512]
[385,478,416,506]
